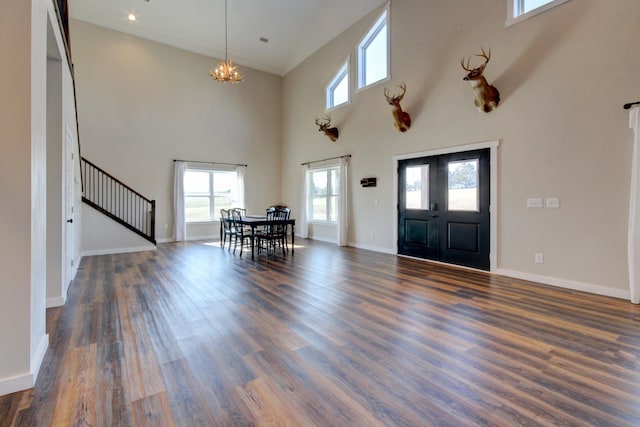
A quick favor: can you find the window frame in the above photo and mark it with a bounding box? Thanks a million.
[308,165,340,224]
[183,166,241,223]
[506,0,571,27]
[356,4,390,91]
[325,58,350,111]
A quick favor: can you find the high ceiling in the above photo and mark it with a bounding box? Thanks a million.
[69,0,387,76]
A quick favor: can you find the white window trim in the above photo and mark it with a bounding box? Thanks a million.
[506,0,571,27]
[325,57,351,111]
[356,3,390,91]
[308,164,340,224]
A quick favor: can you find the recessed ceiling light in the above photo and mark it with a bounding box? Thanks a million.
[128,13,137,22]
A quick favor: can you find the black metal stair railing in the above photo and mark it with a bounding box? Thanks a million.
[81,158,156,245]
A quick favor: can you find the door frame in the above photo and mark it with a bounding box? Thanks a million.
[392,140,499,272]
[64,124,75,293]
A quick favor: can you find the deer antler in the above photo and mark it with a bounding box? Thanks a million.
[475,47,491,72]
[315,115,331,129]
[384,82,407,104]
[461,47,491,73]
[460,56,473,72]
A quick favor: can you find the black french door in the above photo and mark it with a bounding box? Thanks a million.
[398,149,490,270]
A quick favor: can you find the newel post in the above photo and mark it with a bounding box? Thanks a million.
[628,107,640,304]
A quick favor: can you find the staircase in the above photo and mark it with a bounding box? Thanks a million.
[81,158,156,245]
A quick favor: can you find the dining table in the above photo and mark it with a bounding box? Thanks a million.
[220,214,296,260]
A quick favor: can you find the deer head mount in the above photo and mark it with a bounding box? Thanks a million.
[461,47,500,113]
[384,82,411,132]
[315,115,339,142]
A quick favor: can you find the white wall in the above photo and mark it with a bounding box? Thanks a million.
[0,0,35,391]
[71,20,283,252]
[282,0,639,298]
[0,0,77,395]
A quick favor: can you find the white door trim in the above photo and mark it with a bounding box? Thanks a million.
[392,140,499,272]
[627,107,640,304]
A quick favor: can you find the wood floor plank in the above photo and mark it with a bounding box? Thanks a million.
[131,392,177,427]
[1,239,639,426]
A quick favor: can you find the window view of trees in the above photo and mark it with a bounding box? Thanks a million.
[448,160,478,211]
[448,161,478,189]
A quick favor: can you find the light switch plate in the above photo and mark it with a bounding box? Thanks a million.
[527,198,543,208]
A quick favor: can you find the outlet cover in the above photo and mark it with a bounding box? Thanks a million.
[546,198,560,208]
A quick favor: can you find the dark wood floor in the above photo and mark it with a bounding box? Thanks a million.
[1,239,639,426]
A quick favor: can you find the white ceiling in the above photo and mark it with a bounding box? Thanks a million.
[69,0,387,76]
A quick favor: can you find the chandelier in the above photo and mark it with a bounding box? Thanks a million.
[210,0,243,83]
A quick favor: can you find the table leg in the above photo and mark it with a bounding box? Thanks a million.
[291,223,295,255]
[251,225,256,260]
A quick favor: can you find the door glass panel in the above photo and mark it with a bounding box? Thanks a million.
[405,165,429,210]
[448,159,479,211]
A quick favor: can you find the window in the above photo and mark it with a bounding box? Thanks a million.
[184,168,240,222]
[326,59,349,110]
[309,167,339,222]
[405,165,429,210]
[357,6,389,89]
[507,0,570,26]
[447,160,479,212]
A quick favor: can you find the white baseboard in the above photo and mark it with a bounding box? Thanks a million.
[0,334,49,396]
[81,245,156,257]
[309,235,336,244]
[341,240,629,301]
[497,268,630,301]
[0,371,34,397]
[185,234,218,241]
[349,241,395,254]
[31,334,49,381]
[46,296,65,308]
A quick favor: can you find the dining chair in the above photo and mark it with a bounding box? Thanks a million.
[256,208,288,256]
[278,207,291,251]
[220,209,236,250]
[231,208,252,256]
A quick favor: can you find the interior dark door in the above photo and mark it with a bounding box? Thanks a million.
[398,157,439,259]
[398,149,490,270]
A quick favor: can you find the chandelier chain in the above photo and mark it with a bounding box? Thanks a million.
[209,0,243,83]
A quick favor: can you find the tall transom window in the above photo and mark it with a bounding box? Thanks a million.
[326,59,350,110]
[357,6,389,90]
[507,0,570,26]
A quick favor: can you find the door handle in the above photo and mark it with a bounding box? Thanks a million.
[67,219,73,223]
[430,214,439,218]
